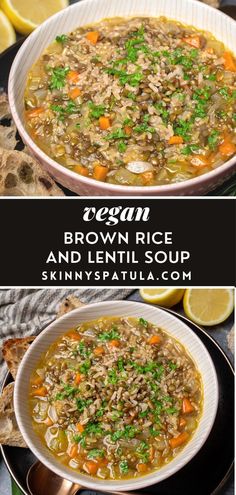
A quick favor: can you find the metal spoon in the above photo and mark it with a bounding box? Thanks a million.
[26,461,140,495]
[26,461,81,495]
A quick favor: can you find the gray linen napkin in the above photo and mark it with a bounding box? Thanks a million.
[0,289,133,385]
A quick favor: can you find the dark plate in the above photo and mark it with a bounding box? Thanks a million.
[0,31,236,195]
[0,308,234,495]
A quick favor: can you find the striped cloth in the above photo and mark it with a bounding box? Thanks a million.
[0,289,133,385]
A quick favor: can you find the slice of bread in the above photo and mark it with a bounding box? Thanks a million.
[0,148,64,196]
[0,382,26,447]
[2,336,35,379]
[57,295,86,318]
[0,92,11,120]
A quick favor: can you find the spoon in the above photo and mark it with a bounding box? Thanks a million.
[26,461,81,495]
[27,461,141,495]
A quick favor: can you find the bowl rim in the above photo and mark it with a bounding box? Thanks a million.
[14,300,219,491]
[8,0,236,195]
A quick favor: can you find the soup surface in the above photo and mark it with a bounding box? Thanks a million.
[29,316,202,479]
[24,16,236,186]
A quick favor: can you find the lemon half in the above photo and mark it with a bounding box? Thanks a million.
[139,288,185,307]
[183,289,234,326]
[0,9,15,53]
[1,0,69,35]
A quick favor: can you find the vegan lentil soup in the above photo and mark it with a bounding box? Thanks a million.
[24,17,236,186]
[29,316,202,480]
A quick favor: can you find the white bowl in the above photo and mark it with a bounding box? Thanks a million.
[8,0,236,196]
[14,300,219,491]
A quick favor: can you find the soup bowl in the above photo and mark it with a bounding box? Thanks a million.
[14,300,218,491]
[8,0,236,196]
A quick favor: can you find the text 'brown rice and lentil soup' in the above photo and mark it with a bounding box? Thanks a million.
[25,17,236,186]
[29,317,202,479]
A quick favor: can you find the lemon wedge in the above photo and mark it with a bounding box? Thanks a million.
[183,289,234,326]
[1,0,69,35]
[139,288,185,307]
[0,9,15,53]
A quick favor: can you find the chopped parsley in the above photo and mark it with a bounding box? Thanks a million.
[136,441,150,462]
[139,317,148,327]
[119,460,129,474]
[55,34,68,43]
[51,100,78,120]
[111,425,138,442]
[76,398,93,412]
[98,327,120,341]
[78,341,91,358]
[49,66,70,90]
[108,369,118,384]
[174,119,192,141]
[88,101,106,118]
[55,384,78,400]
[87,449,105,459]
[118,141,127,153]
[208,130,219,150]
[181,144,199,155]
[106,128,127,140]
[79,359,91,374]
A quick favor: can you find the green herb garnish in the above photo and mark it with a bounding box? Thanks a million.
[49,66,70,90]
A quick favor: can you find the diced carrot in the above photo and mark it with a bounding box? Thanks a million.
[83,460,99,475]
[86,31,99,44]
[32,386,47,397]
[75,373,82,385]
[45,417,53,426]
[148,335,161,345]
[149,445,155,461]
[74,165,89,177]
[109,339,120,347]
[124,125,132,136]
[137,463,148,473]
[169,431,189,449]
[219,136,236,157]
[26,107,44,119]
[67,71,80,83]
[31,375,43,386]
[179,417,187,428]
[69,444,78,458]
[182,35,201,48]
[76,423,85,433]
[94,346,105,356]
[190,154,210,168]
[141,171,154,185]
[99,116,111,130]
[182,398,194,414]
[93,164,108,181]
[69,87,81,99]
[67,331,81,341]
[222,51,236,72]
[168,135,184,145]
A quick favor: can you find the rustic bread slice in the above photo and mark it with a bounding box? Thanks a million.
[227,326,234,354]
[0,382,26,447]
[57,295,86,318]
[0,147,64,196]
[2,336,35,379]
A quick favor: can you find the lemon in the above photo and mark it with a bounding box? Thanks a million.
[0,0,69,35]
[183,289,234,326]
[0,9,15,52]
[139,288,185,307]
